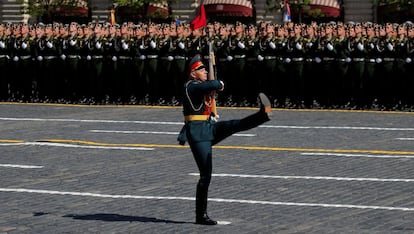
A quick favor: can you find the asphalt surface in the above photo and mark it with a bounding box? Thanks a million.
[1,103,414,234]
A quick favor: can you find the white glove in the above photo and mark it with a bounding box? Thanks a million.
[0,41,5,48]
[326,43,333,51]
[357,42,364,51]
[150,40,156,48]
[37,56,43,61]
[257,55,264,61]
[46,41,52,48]
[178,42,184,49]
[13,56,19,62]
[375,58,382,63]
[295,43,302,50]
[269,41,276,49]
[95,42,102,49]
[22,42,28,49]
[237,41,245,49]
[387,43,394,51]
[307,42,313,48]
[314,57,321,63]
[219,80,224,91]
[284,58,291,63]
[139,44,145,50]
[112,56,117,61]
[86,55,92,60]
[60,54,66,60]
[369,43,374,49]
[69,40,76,46]
[122,42,128,50]
[139,55,146,60]
[167,55,174,61]
[226,55,233,61]
[406,57,412,63]
[345,57,352,63]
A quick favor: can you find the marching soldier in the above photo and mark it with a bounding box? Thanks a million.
[286,23,306,107]
[158,24,175,105]
[142,23,161,104]
[228,21,248,106]
[131,25,147,104]
[88,23,106,102]
[0,24,12,100]
[171,23,189,105]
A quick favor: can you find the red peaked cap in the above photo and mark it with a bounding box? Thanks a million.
[188,54,206,74]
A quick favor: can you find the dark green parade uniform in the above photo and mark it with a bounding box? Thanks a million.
[142,34,160,104]
[348,35,367,107]
[0,34,11,100]
[171,34,190,104]
[87,35,106,102]
[333,36,350,106]
[11,33,35,101]
[376,35,396,107]
[317,34,337,107]
[177,55,271,225]
[158,35,175,104]
[228,34,248,105]
[273,34,289,107]
[131,35,147,103]
[364,35,380,106]
[407,33,414,105]
[286,35,306,107]
[394,35,409,106]
[303,35,320,107]
[258,34,278,104]
[245,31,261,105]
[62,33,82,101]
[115,36,136,103]
[214,34,231,105]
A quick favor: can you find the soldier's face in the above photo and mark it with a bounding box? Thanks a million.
[191,68,208,81]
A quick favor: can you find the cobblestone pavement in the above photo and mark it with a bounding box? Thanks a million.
[1,103,414,234]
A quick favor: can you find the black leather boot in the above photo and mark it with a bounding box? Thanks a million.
[196,213,217,225]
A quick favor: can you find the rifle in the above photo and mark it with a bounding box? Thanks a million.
[208,40,219,120]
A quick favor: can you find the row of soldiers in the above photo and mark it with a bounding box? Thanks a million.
[0,20,414,109]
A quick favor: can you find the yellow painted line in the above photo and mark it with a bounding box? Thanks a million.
[34,139,414,155]
[0,139,25,143]
[1,102,414,115]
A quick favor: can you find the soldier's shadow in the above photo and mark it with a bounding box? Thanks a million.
[63,213,190,224]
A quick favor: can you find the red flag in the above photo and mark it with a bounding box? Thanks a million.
[190,4,206,30]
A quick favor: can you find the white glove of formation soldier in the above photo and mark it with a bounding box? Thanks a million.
[295,43,302,50]
[60,54,66,60]
[269,41,276,49]
[369,43,375,49]
[150,40,156,48]
[86,55,92,60]
[37,56,43,61]
[257,55,264,61]
[406,57,412,63]
[0,41,5,48]
[178,42,185,49]
[69,40,76,46]
[345,57,352,63]
[122,42,129,50]
[326,43,333,51]
[22,42,28,49]
[46,41,53,48]
[284,58,291,63]
[237,41,245,49]
[167,56,174,61]
[226,55,233,61]
[387,43,394,51]
[357,42,364,51]
[307,42,313,48]
[314,57,322,63]
[95,42,102,49]
[112,56,117,62]
[139,55,146,60]
[13,56,19,62]
[376,58,382,63]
